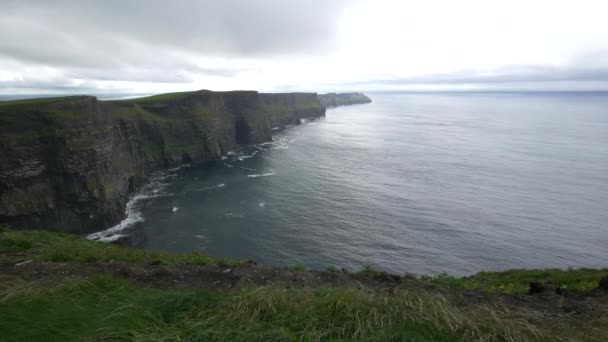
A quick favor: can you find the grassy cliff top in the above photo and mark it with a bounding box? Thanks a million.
[1,229,607,341]
[0,90,325,127]
[0,95,96,107]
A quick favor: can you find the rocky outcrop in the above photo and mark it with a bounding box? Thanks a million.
[318,92,372,107]
[260,93,325,129]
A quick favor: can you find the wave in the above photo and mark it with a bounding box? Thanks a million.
[86,167,181,242]
[237,150,258,161]
[221,135,295,162]
[247,172,275,178]
[190,183,226,192]
[224,212,245,218]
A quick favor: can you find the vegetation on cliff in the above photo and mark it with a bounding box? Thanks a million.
[0,90,331,234]
[1,230,607,341]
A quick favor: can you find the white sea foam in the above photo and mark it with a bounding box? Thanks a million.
[86,195,145,242]
[224,212,245,218]
[189,183,226,192]
[237,150,258,161]
[247,172,275,178]
[87,168,179,242]
[172,207,178,212]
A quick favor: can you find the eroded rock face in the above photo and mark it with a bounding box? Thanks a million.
[318,92,372,107]
[599,276,608,290]
[529,281,557,294]
[0,90,327,233]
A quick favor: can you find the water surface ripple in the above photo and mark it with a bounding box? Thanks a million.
[118,92,607,275]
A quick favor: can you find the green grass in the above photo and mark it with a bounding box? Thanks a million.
[2,230,608,340]
[3,229,606,293]
[0,230,241,266]
[1,274,557,342]
[0,96,91,107]
[427,268,608,294]
[124,91,195,104]
[287,264,306,272]
[105,102,170,121]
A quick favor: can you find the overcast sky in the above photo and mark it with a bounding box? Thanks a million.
[1,0,608,95]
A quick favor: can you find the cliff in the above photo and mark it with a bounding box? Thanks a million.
[318,92,372,107]
[0,90,333,233]
[0,90,370,233]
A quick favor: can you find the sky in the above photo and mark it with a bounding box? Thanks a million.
[1,0,608,95]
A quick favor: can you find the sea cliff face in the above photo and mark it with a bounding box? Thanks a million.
[0,90,369,233]
[0,90,347,233]
[318,92,372,107]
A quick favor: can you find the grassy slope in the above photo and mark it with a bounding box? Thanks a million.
[428,268,607,294]
[1,230,607,341]
[1,275,463,342]
[0,230,241,266]
[0,96,91,107]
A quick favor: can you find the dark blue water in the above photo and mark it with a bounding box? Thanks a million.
[92,92,608,275]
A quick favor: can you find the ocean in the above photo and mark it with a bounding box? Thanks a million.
[89,92,608,275]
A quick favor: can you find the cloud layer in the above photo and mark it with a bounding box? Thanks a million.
[0,0,351,93]
[1,0,608,94]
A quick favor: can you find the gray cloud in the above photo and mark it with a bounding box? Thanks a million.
[0,0,350,67]
[0,0,351,92]
[2,1,607,93]
[329,52,608,91]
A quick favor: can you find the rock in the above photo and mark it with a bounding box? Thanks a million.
[529,281,556,294]
[374,272,401,283]
[599,276,608,290]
